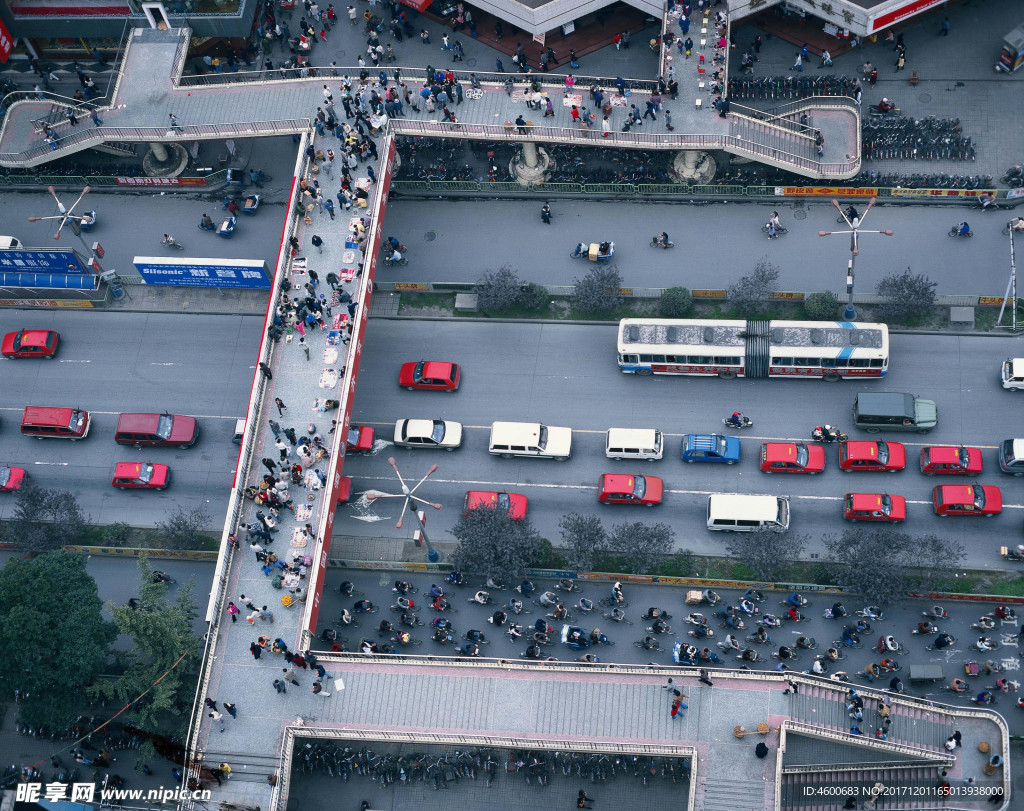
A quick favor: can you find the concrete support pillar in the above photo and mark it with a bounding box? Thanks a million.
[510,142,551,186]
[150,141,169,162]
[668,150,717,184]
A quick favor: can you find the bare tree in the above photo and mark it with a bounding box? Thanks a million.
[572,265,624,315]
[8,484,86,554]
[607,521,674,574]
[822,528,965,606]
[558,513,608,572]
[157,505,214,550]
[875,267,937,325]
[452,506,544,583]
[725,530,806,581]
[728,257,779,317]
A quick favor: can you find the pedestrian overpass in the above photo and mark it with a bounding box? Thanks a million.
[0,26,859,180]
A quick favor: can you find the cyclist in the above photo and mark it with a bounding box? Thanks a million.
[957,221,971,237]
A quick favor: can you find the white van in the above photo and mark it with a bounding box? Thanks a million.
[605,428,664,461]
[1001,358,1024,391]
[0,237,24,250]
[707,493,790,532]
[489,421,572,461]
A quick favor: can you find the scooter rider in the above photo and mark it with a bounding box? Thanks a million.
[957,221,971,236]
[727,411,745,427]
[656,231,670,247]
[769,211,782,230]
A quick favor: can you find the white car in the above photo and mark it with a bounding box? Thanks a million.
[393,419,463,451]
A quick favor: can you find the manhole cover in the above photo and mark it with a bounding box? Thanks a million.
[466,58,477,67]
[337,50,346,58]
[793,210,807,220]
[918,92,932,104]
[425,231,437,241]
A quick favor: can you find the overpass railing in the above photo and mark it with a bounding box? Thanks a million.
[389,118,858,177]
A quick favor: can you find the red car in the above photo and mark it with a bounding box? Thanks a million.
[112,462,169,490]
[2,329,59,359]
[597,473,663,506]
[345,425,375,454]
[838,441,906,473]
[759,443,825,474]
[932,484,1002,517]
[463,490,528,520]
[0,465,27,493]
[920,446,983,476]
[399,361,461,392]
[844,492,906,522]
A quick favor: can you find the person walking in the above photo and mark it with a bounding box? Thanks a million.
[274,397,287,415]
[276,439,290,461]
[312,679,332,697]
[895,52,906,71]
[602,115,611,138]
[282,667,301,686]
[258,361,273,379]
[311,234,324,253]
[251,642,262,660]
[227,602,240,623]
[940,16,950,36]
[665,109,674,131]
[299,337,310,360]
[209,710,225,732]
[869,67,878,87]
[268,419,282,439]
[791,52,803,71]
[168,113,182,129]
[262,457,277,474]
[224,703,237,718]
[90,109,103,126]
[283,426,298,444]
[577,789,594,809]
[219,763,232,780]
[273,678,287,693]
[541,202,552,224]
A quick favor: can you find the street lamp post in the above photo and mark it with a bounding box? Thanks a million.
[365,457,442,563]
[817,197,894,321]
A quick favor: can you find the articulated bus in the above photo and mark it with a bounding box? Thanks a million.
[617,319,889,380]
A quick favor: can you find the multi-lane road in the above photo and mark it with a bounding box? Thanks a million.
[380,198,1018,297]
[0,311,263,526]
[340,319,1024,569]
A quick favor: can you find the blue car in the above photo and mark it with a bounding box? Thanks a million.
[680,434,740,464]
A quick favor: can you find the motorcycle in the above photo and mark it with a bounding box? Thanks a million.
[722,416,753,429]
[811,425,848,443]
[1000,544,1024,562]
[649,235,675,249]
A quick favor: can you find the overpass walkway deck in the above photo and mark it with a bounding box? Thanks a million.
[0,26,859,178]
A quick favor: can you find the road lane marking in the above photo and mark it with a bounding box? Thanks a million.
[33,461,70,466]
[353,421,1001,449]
[345,475,1024,509]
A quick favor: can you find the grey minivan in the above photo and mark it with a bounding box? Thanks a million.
[852,392,937,434]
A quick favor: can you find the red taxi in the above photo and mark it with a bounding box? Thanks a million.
[0,465,27,493]
[463,490,528,520]
[597,473,663,506]
[2,329,59,359]
[399,361,461,392]
[932,484,1002,517]
[838,441,906,473]
[759,443,825,474]
[345,425,375,454]
[112,462,170,490]
[843,492,906,523]
[920,446,983,476]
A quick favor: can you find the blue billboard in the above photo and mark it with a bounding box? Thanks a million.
[132,257,271,289]
[0,248,89,274]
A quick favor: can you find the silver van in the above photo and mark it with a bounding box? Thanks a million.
[707,493,790,532]
[605,428,664,461]
[488,421,572,461]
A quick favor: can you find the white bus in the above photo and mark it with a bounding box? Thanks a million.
[617,319,888,381]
